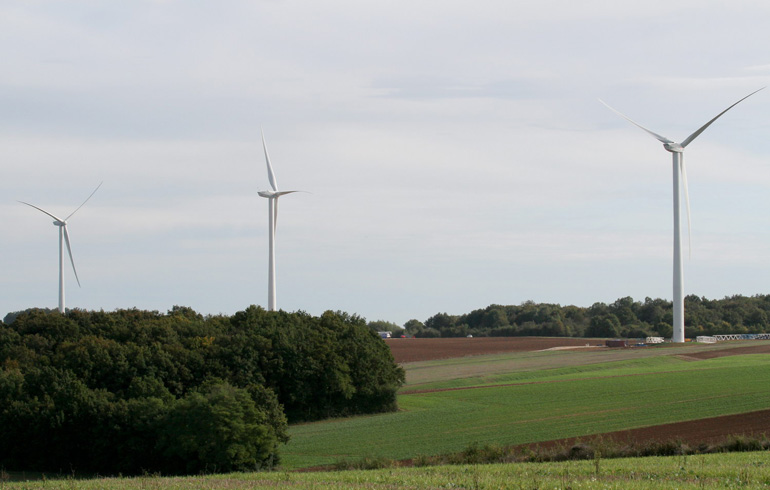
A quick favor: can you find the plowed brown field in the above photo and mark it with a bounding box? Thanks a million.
[515,408,770,455]
[386,337,770,456]
[385,336,602,363]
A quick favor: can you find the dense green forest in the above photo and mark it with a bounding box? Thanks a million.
[0,306,405,475]
[402,294,770,339]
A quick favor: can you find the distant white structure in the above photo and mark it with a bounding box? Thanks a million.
[257,129,301,312]
[646,337,665,344]
[378,331,392,339]
[601,88,764,344]
[696,336,717,343]
[19,183,103,314]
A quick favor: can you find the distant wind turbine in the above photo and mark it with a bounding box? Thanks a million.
[19,182,103,313]
[257,129,301,311]
[600,88,763,343]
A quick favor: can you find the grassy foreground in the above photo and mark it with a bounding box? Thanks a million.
[4,451,770,489]
[284,348,770,469]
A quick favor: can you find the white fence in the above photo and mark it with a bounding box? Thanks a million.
[647,333,770,343]
[710,334,770,341]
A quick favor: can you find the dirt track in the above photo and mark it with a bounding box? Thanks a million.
[386,337,770,455]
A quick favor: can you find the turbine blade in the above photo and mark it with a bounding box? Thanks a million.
[62,225,81,287]
[66,181,103,221]
[261,128,279,192]
[680,87,765,148]
[680,155,692,259]
[275,190,301,197]
[599,98,675,144]
[18,201,64,222]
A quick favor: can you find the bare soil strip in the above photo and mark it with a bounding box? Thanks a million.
[516,408,770,453]
[386,337,603,363]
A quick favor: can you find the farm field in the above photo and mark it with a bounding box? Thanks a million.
[384,336,606,363]
[5,451,770,489]
[282,338,770,469]
[386,336,770,363]
[388,337,768,388]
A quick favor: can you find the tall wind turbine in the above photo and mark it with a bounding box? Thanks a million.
[257,129,300,311]
[19,182,103,313]
[601,88,763,343]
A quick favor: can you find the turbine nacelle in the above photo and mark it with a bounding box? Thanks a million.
[663,143,684,153]
[259,190,300,198]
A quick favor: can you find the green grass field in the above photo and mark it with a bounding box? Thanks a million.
[5,451,770,489]
[283,344,770,469]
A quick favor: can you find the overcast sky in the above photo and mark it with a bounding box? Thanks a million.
[3,1,770,325]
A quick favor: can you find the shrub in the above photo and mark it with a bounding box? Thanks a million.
[159,381,286,473]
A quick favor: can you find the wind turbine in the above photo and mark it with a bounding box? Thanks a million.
[257,129,300,311]
[19,182,103,313]
[601,88,763,343]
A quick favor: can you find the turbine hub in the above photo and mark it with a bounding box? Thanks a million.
[663,143,683,153]
[53,220,65,226]
[258,191,276,198]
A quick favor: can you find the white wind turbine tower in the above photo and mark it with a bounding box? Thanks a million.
[19,182,103,313]
[601,88,763,343]
[257,129,301,311]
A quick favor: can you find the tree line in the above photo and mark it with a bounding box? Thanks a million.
[396,294,770,339]
[0,306,405,475]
